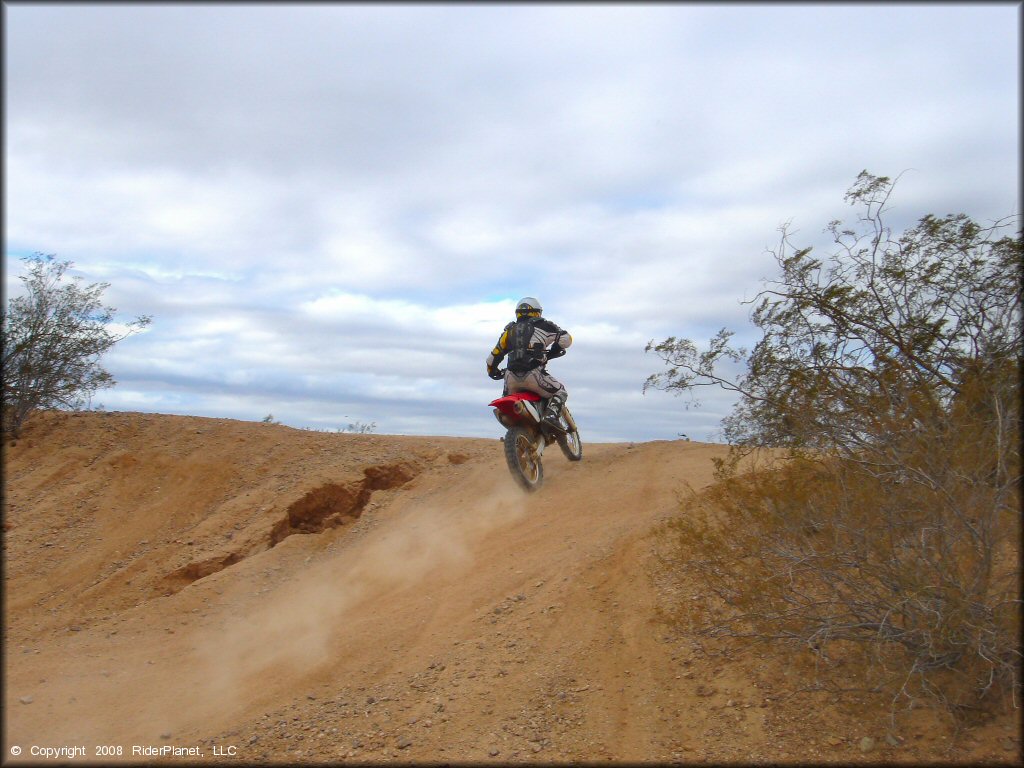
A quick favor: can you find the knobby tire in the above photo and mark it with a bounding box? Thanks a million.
[556,406,583,461]
[504,426,544,492]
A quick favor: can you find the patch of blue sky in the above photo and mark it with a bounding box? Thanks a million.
[468,279,562,304]
[477,289,519,303]
[601,188,675,215]
[4,248,67,285]
[5,245,46,261]
[354,287,525,321]
[4,254,32,291]
[104,260,245,283]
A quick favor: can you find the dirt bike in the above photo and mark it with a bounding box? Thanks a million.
[489,380,582,492]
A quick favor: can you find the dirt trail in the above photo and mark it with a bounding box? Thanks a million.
[3,412,1019,764]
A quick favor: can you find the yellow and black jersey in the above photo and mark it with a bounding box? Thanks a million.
[486,316,572,375]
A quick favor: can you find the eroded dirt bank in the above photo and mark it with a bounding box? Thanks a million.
[3,411,1019,764]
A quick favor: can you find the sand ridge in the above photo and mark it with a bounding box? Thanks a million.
[3,411,1018,764]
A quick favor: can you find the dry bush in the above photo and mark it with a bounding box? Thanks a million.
[665,364,1019,723]
[649,171,1021,724]
[2,254,151,437]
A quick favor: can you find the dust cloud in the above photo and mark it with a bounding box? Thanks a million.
[173,477,528,734]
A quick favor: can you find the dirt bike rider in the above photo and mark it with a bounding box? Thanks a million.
[486,297,572,430]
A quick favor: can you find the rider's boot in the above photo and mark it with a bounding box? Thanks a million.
[542,394,566,429]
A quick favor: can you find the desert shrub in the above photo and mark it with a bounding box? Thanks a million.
[341,420,377,434]
[2,254,151,437]
[648,172,1021,720]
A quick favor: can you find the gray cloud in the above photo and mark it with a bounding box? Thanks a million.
[5,3,1019,442]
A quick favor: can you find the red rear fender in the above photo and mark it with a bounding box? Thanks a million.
[489,391,542,408]
[489,391,543,419]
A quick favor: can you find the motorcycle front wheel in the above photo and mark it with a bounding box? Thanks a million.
[504,426,544,492]
[556,406,583,461]
[557,428,583,461]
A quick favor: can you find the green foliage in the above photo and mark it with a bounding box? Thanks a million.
[2,254,151,437]
[649,171,1022,720]
[648,170,1022,458]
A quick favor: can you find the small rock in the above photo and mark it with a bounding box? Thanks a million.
[161,732,172,740]
[885,733,902,747]
[69,625,82,632]
[19,696,33,705]
[858,736,876,753]
[397,736,412,750]
[489,748,500,756]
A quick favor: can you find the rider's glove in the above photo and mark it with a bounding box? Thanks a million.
[548,344,566,359]
[489,367,506,381]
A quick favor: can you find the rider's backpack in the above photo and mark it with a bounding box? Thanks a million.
[507,317,546,374]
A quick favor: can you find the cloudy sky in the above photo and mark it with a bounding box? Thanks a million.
[4,3,1019,442]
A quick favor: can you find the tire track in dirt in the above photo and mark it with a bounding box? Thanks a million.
[5,413,726,760]
[5,413,1019,764]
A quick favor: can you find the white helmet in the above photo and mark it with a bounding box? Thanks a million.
[515,297,542,318]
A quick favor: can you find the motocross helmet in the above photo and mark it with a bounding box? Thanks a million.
[515,297,542,318]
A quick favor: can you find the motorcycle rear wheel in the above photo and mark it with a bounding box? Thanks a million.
[504,426,544,492]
